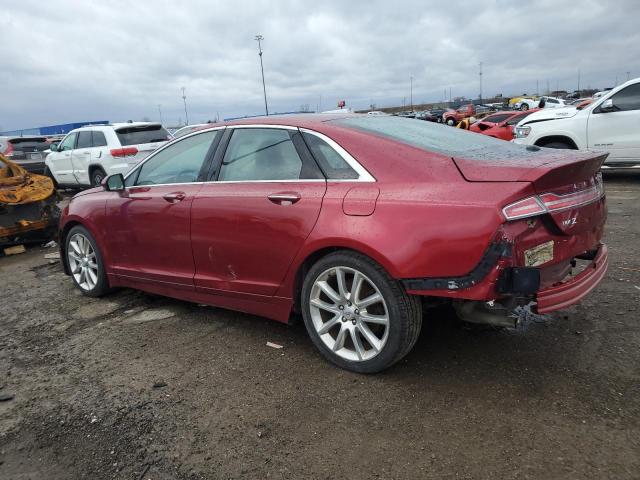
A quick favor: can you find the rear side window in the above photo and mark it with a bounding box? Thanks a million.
[219,128,303,181]
[92,131,108,147]
[116,125,170,146]
[506,112,532,125]
[76,131,92,149]
[134,130,217,186]
[302,132,358,179]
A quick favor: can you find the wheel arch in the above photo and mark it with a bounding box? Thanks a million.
[534,135,579,149]
[59,219,105,276]
[288,242,398,314]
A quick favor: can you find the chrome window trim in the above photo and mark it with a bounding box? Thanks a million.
[122,123,376,186]
[123,126,226,182]
[298,127,376,182]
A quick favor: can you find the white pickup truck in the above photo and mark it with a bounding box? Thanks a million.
[513,78,640,170]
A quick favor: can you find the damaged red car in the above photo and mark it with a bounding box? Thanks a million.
[58,115,608,373]
[469,109,539,140]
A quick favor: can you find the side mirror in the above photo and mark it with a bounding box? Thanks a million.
[105,173,125,191]
[50,142,59,152]
[599,98,615,112]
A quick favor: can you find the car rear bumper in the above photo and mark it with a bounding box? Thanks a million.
[535,243,608,313]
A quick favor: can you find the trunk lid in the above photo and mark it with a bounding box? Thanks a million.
[453,147,608,235]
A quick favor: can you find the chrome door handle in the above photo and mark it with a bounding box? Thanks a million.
[268,193,301,205]
[163,192,186,203]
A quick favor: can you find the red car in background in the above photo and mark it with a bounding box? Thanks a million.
[58,115,608,373]
[469,109,539,140]
[443,104,476,126]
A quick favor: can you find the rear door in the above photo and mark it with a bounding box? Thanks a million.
[71,130,93,184]
[49,132,78,184]
[191,126,326,296]
[105,129,221,288]
[588,83,640,162]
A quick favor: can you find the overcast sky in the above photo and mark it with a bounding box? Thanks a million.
[1,0,639,130]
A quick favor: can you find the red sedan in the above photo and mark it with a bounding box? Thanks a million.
[469,109,539,140]
[59,115,608,373]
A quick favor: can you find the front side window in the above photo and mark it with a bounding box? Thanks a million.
[302,132,358,179]
[134,130,217,186]
[609,84,640,111]
[76,131,92,149]
[59,133,77,151]
[219,128,303,181]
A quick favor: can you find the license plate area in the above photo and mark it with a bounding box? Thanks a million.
[524,240,554,267]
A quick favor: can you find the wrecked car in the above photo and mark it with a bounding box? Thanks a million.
[0,154,60,247]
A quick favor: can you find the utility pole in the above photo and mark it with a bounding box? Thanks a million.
[181,87,189,125]
[410,76,413,112]
[577,69,581,94]
[479,61,483,102]
[536,79,539,96]
[627,71,631,81]
[255,34,269,116]
[449,87,452,103]
[157,104,163,125]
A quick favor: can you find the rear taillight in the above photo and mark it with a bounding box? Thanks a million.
[3,143,14,156]
[110,147,138,158]
[502,196,547,220]
[503,176,605,221]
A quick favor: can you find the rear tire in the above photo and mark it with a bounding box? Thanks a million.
[520,103,529,111]
[301,251,422,373]
[65,225,110,297]
[90,167,107,186]
[446,118,456,126]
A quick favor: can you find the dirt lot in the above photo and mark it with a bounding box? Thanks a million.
[0,175,639,479]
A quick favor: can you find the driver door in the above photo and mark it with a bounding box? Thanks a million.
[588,83,640,162]
[49,132,77,184]
[105,129,221,289]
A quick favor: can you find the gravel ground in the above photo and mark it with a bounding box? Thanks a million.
[0,175,639,479]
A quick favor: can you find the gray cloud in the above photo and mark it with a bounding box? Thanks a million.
[1,0,639,129]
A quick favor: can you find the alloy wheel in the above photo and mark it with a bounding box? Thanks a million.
[67,233,99,291]
[309,266,389,362]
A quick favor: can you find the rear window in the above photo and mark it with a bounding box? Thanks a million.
[334,116,539,161]
[481,113,511,124]
[8,137,49,152]
[115,125,170,146]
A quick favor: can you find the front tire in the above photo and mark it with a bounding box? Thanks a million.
[520,103,529,111]
[301,251,422,373]
[43,166,58,189]
[65,225,110,297]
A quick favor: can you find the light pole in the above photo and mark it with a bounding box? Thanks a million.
[479,61,483,102]
[181,87,189,125]
[255,34,269,116]
[158,104,163,125]
[410,76,413,112]
[627,71,631,81]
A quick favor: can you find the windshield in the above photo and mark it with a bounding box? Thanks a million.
[116,125,171,146]
[334,115,541,161]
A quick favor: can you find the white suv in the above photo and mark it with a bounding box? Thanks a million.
[45,122,171,186]
[513,78,640,170]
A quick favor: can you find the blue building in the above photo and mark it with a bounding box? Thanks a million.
[0,121,109,137]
